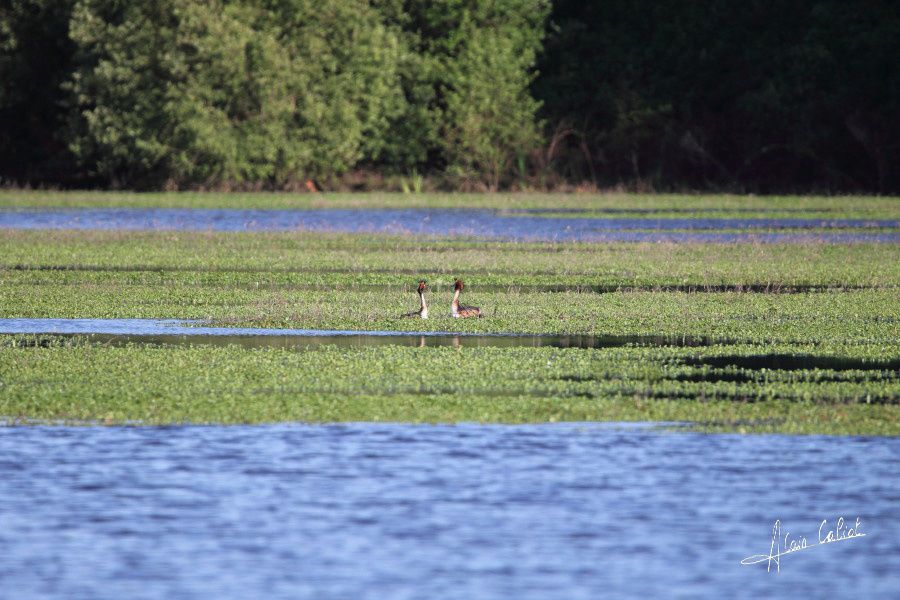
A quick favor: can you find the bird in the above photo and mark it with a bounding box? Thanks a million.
[451,279,481,318]
[402,280,429,319]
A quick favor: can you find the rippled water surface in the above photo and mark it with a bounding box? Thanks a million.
[2,208,897,242]
[0,424,896,599]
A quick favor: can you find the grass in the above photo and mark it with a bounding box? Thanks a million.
[1,231,898,343]
[0,193,897,433]
[1,338,895,434]
[2,190,899,219]
[3,230,899,287]
[2,281,898,343]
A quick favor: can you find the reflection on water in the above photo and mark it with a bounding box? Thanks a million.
[686,353,900,371]
[0,318,717,349]
[502,207,836,215]
[1,208,897,242]
[0,423,896,599]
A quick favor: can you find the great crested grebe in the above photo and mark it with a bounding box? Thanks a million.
[402,280,429,319]
[451,279,481,318]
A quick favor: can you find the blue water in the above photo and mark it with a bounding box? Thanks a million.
[0,318,455,337]
[0,318,717,350]
[1,208,897,242]
[0,423,896,599]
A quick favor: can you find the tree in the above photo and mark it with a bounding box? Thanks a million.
[534,0,900,192]
[0,0,78,185]
[374,0,549,189]
[443,26,542,189]
[66,0,408,188]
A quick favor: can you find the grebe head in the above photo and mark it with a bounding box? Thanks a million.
[454,279,464,291]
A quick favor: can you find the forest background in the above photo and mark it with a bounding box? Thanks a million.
[2,1,897,193]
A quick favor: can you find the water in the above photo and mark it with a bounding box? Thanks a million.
[0,423,896,599]
[687,354,900,371]
[505,207,835,215]
[1,208,897,242]
[0,318,714,349]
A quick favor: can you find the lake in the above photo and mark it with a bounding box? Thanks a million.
[1,208,897,242]
[0,423,896,599]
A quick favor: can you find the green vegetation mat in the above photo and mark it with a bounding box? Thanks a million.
[2,191,899,219]
[1,338,896,434]
[1,194,897,433]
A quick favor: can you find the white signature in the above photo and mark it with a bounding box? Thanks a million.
[741,517,866,572]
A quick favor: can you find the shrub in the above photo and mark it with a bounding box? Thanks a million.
[66,0,408,188]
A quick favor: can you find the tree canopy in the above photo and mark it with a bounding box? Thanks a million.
[1,0,897,191]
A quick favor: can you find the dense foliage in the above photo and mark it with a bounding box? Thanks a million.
[1,1,898,191]
[66,0,408,187]
[536,0,900,193]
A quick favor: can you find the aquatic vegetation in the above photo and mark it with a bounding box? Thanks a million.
[0,267,897,343]
[0,193,896,432]
[3,229,898,285]
[0,339,896,433]
[2,190,899,220]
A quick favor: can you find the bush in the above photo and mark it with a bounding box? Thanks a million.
[66,0,408,188]
[388,0,548,189]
